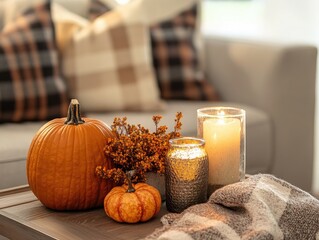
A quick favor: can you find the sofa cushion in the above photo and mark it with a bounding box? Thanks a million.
[54,3,164,112]
[0,1,68,123]
[0,101,272,189]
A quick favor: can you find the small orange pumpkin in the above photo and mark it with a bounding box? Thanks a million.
[27,99,114,210]
[104,182,162,223]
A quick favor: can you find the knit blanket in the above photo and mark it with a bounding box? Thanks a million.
[145,174,319,240]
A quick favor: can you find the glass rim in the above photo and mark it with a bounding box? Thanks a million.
[169,137,205,147]
[197,106,246,118]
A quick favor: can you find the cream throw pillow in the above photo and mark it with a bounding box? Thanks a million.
[53,3,165,112]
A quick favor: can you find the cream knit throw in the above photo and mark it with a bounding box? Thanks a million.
[145,174,319,240]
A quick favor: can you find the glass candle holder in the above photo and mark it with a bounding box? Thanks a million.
[165,137,208,213]
[197,107,246,195]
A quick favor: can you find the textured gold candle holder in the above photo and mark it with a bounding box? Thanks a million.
[165,137,208,213]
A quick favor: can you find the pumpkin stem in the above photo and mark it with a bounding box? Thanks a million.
[65,99,85,125]
[126,170,136,193]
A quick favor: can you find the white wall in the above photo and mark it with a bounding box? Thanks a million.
[203,0,319,44]
[202,0,266,41]
[263,0,319,44]
[202,0,319,193]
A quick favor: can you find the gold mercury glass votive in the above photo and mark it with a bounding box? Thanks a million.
[197,107,246,196]
[165,137,208,213]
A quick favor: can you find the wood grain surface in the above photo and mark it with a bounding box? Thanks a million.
[0,186,167,240]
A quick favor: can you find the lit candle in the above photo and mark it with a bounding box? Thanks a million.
[203,115,241,186]
[197,107,246,194]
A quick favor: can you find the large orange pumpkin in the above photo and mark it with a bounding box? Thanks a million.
[104,183,161,223]
[27,99,114,210]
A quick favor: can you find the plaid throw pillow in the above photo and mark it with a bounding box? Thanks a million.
[150,6,218,101]
[57,3,164,112]
[0,2,68,123]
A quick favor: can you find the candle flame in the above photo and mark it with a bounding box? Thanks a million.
[217,110,225,124]
[218,110,225,116]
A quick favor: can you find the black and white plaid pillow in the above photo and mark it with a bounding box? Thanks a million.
[0,1,68,123]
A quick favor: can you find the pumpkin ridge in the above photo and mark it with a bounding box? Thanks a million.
[39,124,62,208]
[28,122,56,197]
[67,126,78,210]
[104,190,124,222]
[83,125,90,209]
[70,125,80,209]
[52,127,65,209]
[137,185,161,215]
[51,125,66,209]
[59,125,75,210]
[141,188,158,217]
[57,126,69,209]
[80,126,91,209]
[117,194,125,223]
[134,191,144,222]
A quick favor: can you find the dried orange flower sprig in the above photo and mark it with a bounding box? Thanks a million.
[96,112,183,184]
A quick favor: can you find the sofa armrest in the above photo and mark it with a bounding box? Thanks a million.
[204,36,317,192]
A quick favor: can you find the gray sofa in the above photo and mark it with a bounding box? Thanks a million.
[0,1,317,193]
[0,36,316,192]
